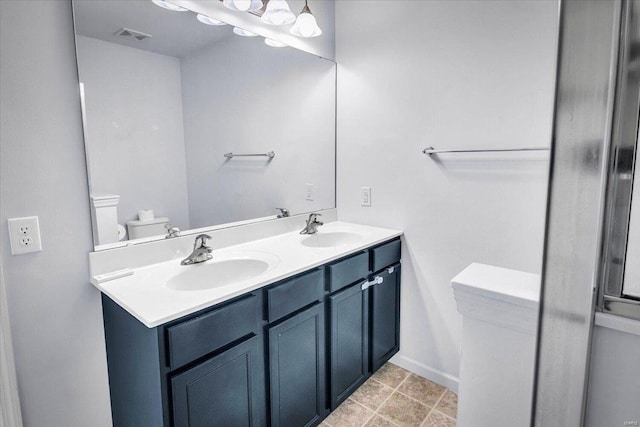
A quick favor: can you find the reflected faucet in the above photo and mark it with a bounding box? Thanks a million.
[165,223,181,239]
[181,234,213,265]
[276,208,290,218]
[300,213,323,235]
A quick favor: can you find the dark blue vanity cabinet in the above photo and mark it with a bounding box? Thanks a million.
[327,239,402,409]
[101,292,267,427]
[101,237,401,427]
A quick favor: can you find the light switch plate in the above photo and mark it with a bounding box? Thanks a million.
[361,187,372,207]
[8,216,42,255]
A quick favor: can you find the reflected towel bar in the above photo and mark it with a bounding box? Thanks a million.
[422,146,550,155]
[224,151,275,159]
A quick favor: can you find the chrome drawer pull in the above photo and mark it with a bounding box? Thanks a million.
[361,276,384,290]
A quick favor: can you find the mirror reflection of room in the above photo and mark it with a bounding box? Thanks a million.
[74,0,336,248]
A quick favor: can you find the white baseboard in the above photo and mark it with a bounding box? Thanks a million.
[390,353,459,393]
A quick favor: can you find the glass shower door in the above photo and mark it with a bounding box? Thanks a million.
[623,121,640,299]
[600,0,640,318]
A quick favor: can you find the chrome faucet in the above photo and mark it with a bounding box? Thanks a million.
[276,208,290,218]
[300,213,323,235]
[181,234,213,265]
[165,223,181,239]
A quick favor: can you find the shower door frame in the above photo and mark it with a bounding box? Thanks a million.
[535,0,640,426]
[533,0,622,426]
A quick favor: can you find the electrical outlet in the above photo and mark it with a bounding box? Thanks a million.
[361,187,372,207]
[306,183,314,201]
[20,236,34,247]
[8,216,42,255]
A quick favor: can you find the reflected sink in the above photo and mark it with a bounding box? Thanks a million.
[301,232,363,248]
[166,252,279,291]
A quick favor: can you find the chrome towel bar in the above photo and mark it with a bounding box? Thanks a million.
[422,146,550,155]
[224,151,275,159]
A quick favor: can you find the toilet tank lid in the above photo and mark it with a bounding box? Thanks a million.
[127,217,169,227]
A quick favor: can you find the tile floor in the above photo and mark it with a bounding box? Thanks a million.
[321,363,457,427]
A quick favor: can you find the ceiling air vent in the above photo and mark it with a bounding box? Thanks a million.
[114,27,152,41]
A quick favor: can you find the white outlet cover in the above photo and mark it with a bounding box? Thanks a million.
[361,187,372,207]
[8,216,42,255]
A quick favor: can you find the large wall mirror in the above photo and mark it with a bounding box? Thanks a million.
[72,0,336,250]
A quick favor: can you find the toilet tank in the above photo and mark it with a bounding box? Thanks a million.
[126,217,169,240]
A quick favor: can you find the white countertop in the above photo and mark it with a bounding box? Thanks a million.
[92,221,402,327]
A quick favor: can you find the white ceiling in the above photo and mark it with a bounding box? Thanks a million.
[73,0,234,58]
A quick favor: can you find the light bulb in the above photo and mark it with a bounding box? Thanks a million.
[234,0,250,10]
[196,14,226,26]
[151,0,188,12]
[261,0,295,26]
[290,4,322,38]
[265,38,287,47]
[233,27,258,37]
[222,0,263,12]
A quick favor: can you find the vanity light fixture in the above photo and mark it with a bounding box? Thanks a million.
[222,0,263,12]
[265,38,287,47]
[151,0,187,12]
[196,14,227,26]
[233,27,259,37]
[290,0,322,38]
[261,0,295,26]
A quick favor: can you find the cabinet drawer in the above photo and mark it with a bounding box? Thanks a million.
[327,251,370,293]
[371,239,401,272]
[267,269,324,322]
[166,295,258,369]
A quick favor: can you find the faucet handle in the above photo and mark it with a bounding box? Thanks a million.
[195,234,212,248]
[309,213,322,222]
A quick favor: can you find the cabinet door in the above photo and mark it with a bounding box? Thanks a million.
[171,336,263,427]
[329,281,369,409]
[370,264,401,372]
[268,303,326,427]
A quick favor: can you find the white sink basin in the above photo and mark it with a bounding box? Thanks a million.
[301,232,363,248]
[165,251,279,291]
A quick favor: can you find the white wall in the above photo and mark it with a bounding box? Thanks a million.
[181,35,336,228]
[586,315,640,427]
[335,0,558,387]
[0,1,112,426]
[77,35,190,231]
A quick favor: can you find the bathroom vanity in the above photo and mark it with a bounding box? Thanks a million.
[94,222,401,427]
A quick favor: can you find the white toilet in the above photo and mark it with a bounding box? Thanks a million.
[452,263,540,427]
[126,217,169,240]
